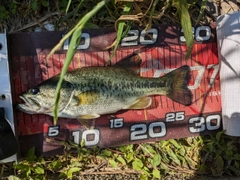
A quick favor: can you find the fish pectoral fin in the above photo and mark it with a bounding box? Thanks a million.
[77,114,100,129]
[124,97,152,110]
[77,90,100,105]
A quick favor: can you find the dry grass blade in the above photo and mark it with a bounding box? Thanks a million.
[114,15,142,30]
[2,1,240,180]
[116,0,143,2]
[17,12,61,32]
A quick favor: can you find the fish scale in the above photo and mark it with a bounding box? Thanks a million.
[18,58,192,128]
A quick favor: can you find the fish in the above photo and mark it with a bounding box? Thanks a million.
[18,54,192,128]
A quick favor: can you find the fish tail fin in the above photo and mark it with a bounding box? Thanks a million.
[164,65,192,106]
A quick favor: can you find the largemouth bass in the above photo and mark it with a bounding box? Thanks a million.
[18,54,192,128]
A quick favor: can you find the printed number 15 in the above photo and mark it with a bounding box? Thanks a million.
[109,118,124,129]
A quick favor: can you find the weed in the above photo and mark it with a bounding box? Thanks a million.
[6,133,240,179]
[2,1,240,179]
[200,132,240,176]
[0,0,17,23]
[13,147,46,179]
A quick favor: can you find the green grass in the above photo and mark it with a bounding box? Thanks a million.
[2,131,240,179]
[1,0,240,179]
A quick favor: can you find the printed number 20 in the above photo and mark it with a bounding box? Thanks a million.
[130,122,166,141]
[121,29,158,46]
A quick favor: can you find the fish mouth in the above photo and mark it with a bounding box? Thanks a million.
[18,95,42,114]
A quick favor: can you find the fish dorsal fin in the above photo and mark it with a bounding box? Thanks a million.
[114,53,142,75]
[123,97,152,110]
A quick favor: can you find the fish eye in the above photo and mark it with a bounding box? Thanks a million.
[31,88,39,95]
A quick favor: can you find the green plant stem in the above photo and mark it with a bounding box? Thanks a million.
[53,0,111,125]
[108,1,133,61]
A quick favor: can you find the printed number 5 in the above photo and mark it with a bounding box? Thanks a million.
[48,126,60,137]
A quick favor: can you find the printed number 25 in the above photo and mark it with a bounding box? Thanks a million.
[166,112,185,122]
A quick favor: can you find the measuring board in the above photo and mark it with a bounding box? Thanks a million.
[8,24,221,156]
[0,31,18,162]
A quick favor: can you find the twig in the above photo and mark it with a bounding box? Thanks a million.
[86,161,108,173]
[161,161,196,174]
[17,12,62,32]
[0,165,5,179]
[81,169,140,175]
[139,144,154,158]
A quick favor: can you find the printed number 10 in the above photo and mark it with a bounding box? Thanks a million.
[72,129,100,146]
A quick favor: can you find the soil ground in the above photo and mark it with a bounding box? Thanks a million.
[1,0,240,179]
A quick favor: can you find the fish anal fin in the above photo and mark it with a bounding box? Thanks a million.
[77,114,100,129]
[124,97,152,110]
[77,90,99,105]
[79,114,100,119]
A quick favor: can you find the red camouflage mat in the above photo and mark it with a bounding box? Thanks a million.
[9,24,221,156]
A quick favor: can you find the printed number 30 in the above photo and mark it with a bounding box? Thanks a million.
[189,114,221,133]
